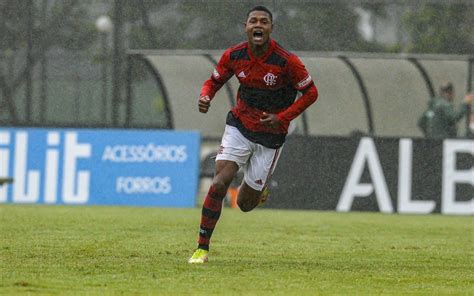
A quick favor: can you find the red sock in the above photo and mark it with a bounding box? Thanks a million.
[197,185,225,250]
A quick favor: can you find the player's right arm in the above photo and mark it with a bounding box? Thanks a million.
[199,49,234,113]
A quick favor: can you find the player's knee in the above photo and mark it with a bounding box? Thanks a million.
[237,202,252,212]
[237,199,256,212]
[211,180,228,197]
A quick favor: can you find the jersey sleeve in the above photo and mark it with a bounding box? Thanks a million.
[276,55,318,123]
[288,55,314,92]
[200,49,234,100]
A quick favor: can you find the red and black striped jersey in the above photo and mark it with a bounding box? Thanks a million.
[201,39,318,148]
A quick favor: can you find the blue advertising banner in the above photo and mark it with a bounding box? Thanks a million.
[0,128,200,207]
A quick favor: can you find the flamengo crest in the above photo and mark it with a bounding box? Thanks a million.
[263,72,277,86]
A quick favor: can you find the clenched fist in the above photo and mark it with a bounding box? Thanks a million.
[260,112,281,129]
[198,96,211,113]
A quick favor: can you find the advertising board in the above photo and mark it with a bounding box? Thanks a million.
[267,136,473,215]
[0,128,200,207]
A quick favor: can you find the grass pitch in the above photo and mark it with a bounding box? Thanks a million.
[1,205,472,295]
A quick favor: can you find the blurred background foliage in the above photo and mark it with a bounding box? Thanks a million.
[0,0,473,127]
[124,0,474,53]
[403,3,474,54]
[2,0,473,55]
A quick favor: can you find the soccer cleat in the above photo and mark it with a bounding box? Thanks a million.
[188,248,209,264]
[259,185,270,205]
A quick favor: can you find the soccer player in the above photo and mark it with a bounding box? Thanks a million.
[188,5,319,263]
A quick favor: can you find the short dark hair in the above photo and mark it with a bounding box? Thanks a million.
[246,5,273,22]
[440,81,453,93]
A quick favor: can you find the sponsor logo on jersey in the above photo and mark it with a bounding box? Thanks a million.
[238,71,246,78]
[255,179,263,185]
[263,73,277,86]
[297,75,312,89]
[213,68,220,79]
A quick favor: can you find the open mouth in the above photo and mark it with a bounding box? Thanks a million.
[253,30,264,41]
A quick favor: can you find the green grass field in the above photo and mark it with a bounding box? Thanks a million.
[1,205,472,295]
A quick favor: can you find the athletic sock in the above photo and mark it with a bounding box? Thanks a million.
[197,185,225,250]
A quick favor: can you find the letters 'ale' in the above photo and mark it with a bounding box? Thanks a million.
[337,138,473,215]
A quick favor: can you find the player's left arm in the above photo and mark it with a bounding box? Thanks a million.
[276,55,318,124]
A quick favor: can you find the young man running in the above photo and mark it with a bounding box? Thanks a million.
[189,6,319,263]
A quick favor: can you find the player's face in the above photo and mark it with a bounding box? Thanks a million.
[245,11,273,47]
[445,90,455,102]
